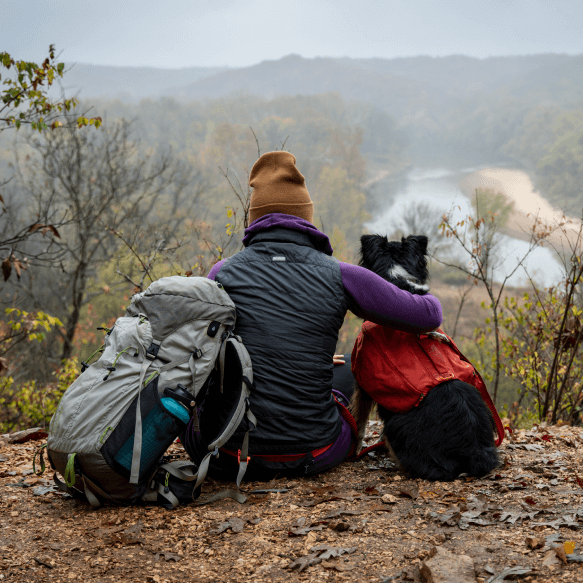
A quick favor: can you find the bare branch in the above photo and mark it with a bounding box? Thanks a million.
[250,127,261,159]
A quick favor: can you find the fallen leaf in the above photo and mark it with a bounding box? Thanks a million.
[533,516,579,530]
[321,558,355,572]
[155,552,181,562]
[209,516,246,534]
[288,525,326,536]
[327,522,350,532]
[94,525,126,537]
[486,565,533,581]
[554,545,568,564]
[369,503,393,513]
[564,541,576,555]
[32,485,58,496]
[398,484,419,500]
[458,510,496,530]
[286,553,321,572]
[364,486,379,494]
[430,510,462,527]
[542,533,562,550]
[1,257,12,281]
[309,545,357,560]
[321,510,361,519]
[419,490,438,499]
[542,549,562,566]
[196,489,247,505]
[498,510,539,524]
[124,521,143,535]
[107,533,143,546]
[507,443,543,451]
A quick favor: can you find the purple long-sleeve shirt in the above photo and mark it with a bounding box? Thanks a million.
[207,214,442,334]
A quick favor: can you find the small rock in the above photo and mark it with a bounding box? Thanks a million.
[525,536,544,550]
[420,546,476,583]
[382,494,398,504]
[5,428,48,443]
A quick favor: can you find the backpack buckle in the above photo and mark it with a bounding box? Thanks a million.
[237,449,250,465]
[146,341,161,361]
[192,348,203,359]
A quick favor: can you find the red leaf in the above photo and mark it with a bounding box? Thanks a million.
[28,223,44,234]
[13,258,23,278]
[1,257,11,281]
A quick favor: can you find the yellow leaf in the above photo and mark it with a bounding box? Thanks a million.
[564,541,576,555]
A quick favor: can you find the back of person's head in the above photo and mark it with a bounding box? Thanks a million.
[248,151,313,224]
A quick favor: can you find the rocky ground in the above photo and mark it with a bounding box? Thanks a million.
[1,422,583,582]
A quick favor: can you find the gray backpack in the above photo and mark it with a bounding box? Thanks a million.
[46,276,256,508]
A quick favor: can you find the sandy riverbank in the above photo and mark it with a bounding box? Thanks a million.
[459,168,581,251]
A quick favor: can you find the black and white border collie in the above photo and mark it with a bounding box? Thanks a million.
[350,234,500,481]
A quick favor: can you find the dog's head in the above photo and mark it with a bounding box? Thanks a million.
[359,234,429,295]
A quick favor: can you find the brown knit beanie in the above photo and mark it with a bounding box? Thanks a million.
[248,151,313,224]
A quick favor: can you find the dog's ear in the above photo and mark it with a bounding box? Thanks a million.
[404,235,429,255]
[360,234,375,247]
[359,234,385,267]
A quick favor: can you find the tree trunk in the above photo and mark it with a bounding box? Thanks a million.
[60,261,87,362]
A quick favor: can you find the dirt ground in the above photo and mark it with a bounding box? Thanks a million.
[1,422,583,583]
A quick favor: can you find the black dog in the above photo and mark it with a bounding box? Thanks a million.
[350,234,501,481]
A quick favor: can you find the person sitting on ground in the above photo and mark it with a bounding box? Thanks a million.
[182,151,443,481]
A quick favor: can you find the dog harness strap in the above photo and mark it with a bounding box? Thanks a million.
[355,441,386,459]
[446,339,505,446]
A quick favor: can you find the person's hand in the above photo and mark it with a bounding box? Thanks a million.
[333,354,346,365]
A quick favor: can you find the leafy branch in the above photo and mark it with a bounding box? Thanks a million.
[0,45,101,132]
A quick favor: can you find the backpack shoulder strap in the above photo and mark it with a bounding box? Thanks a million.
[216,334,256,486]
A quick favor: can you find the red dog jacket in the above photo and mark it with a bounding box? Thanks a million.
[351,322,504,446]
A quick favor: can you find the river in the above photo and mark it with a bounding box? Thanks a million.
[366,166,565,288]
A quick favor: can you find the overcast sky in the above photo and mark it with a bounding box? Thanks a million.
[2,0,583,69]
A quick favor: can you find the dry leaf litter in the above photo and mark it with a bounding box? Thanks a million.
[1,420,583,582]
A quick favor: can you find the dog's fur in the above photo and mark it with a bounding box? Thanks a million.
[351,234,500,481]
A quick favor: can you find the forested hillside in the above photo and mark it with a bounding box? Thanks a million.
[2,51,583,432]
[46,53,583,205]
